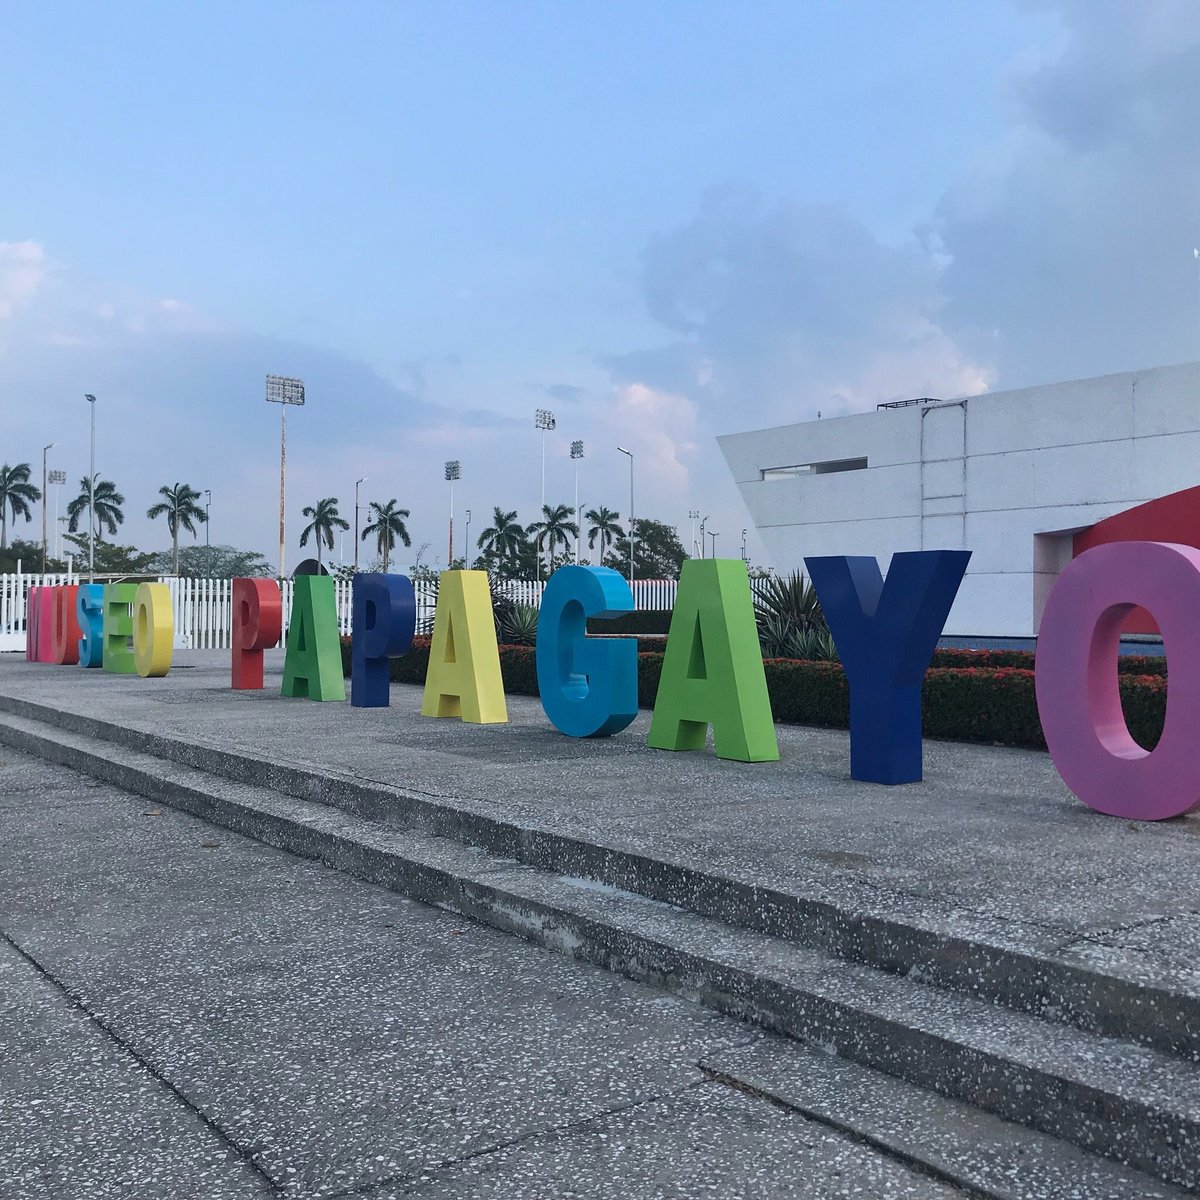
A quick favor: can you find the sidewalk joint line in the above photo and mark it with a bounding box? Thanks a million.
[0,925,283,1197]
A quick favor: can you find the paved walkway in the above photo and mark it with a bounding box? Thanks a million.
[0,748,961,1199]
[2,650,1198,987]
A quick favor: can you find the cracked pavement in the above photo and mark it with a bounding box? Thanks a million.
[0,748,962,1199]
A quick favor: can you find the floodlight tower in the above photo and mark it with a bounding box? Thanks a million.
[445,460,461,565]
[48,469,66,564]
[535,408,556,510]
[84,394,96,581]
[41,443,54,572]
[570,440,584,563]
[265,374,305,579]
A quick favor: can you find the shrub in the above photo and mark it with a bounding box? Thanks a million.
[497,603,538,646]
[753,571,831,659]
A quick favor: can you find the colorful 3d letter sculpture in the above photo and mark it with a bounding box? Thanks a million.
[36,587,55,663]
[77,584,104,668]
[281,575,346,701]
[25,587,41,662]
[647,559,778,762]
[351,573,416,708]
[1036,541,1200,820]
[102,582,139,675]
[421,570,507,724]
[231,578,282,690]
[132,582,173,677]
[806,550,970,785]
[49,585,81,665]
[536,565,637,737]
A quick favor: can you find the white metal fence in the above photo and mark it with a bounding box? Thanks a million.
[1,572,696,653]
[0,568,80,652]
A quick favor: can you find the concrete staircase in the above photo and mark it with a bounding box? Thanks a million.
[1,692,1197,1198]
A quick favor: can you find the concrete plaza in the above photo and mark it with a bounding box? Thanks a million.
[1,650,1197,1197]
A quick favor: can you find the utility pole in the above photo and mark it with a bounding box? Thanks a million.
[204,489,212,575]
[265,375,305,579]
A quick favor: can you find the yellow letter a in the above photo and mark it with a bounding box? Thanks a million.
[420,571,508,724]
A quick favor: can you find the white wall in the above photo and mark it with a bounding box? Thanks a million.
[718,361,1200,637]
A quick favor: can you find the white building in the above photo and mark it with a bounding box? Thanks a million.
[718,361,1200,638]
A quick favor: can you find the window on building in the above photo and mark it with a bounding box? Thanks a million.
[760,457,868,480]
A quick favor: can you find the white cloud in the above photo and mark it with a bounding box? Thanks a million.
[0,240,46,320]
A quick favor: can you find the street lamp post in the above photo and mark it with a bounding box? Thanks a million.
[741,528,748,562]
[41,443,54,572]
[265,374,305,579]
[570,440,584,564]
[699,515,709,559]
[354,477,367,572]
[688,510,699,559]
[445,460,461,565]
[709,530,719,558]
[535,409,556,510]
[84,394,96,582]
[617,446,634,585]
[465,509,472,565]
[204,489,212,575]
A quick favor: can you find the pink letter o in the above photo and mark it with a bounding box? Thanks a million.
[1036,541,1200,820]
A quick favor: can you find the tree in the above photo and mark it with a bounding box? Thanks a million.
[62,535,157,576]
[0,463,41,550]
[0,537,56,574]
[361,499,411,573]
[476,507,528,563]
[66,476,125,539]
[299,497,349,568]
[526,503,578,577]
[146,482,208,576]
[149,544,272,579]
[584,506,624,556]
[604,518,687,579]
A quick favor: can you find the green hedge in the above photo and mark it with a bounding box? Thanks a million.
[930,647,1166,676]
[339,638,1168,750]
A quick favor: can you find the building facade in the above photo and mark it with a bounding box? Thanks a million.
[718,361,1200,638]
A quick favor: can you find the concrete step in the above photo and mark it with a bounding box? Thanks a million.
[0,691,1195,1066]
[702,1039,1192,1200]
[2,707,1199,1193]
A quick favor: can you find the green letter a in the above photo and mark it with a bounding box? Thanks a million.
[647,559,778,762]
[281,575,346,701]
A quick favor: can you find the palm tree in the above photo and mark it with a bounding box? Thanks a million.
[476,506,527,563]
[0,463,41,550]
[361,499,411,573]
[66,476,125,539]
[299,497,349,569]
[146,482,208,576]
[526,503,579,577]
[585,506,624,556]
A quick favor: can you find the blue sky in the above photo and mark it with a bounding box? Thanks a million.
[3,1,1199,570]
